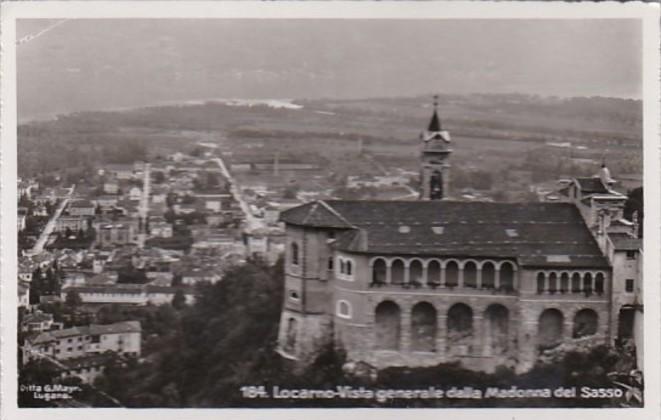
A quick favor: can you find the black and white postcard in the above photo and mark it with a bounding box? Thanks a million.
[1,2,660,419]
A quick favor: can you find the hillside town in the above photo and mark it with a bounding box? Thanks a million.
[17,146,306,384]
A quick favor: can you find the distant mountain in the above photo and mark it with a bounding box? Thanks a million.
[17,19,642,122]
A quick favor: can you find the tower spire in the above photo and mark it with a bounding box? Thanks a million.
[427,95,442,132]
[419,95,452,200]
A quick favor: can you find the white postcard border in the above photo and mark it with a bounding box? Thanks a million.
[1,2,659,420]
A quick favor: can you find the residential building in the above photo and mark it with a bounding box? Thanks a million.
[22,321,142,364]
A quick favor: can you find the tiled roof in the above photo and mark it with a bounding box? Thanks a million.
[23,312,53,324]
[285,200,608,268]
[609,233,642,251]
[30,321,141,344]
[280,201,354,228]
[576,177,609,194]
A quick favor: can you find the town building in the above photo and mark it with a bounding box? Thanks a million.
[94,218,139,247]
[68,199,96,217]
[105,164,135,180]
[18,281,30,308]
[95,195,119,210]
[275,100,643,373]
[129,186,142,201]
[60,284,196,306]
[150,220,173,238]
[103,180,120,195]
[21,311,62,334]
[54,216,89,233]
[22,321,142,365]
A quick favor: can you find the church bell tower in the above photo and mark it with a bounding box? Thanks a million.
[420,95,452,200]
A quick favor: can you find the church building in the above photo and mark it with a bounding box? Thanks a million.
[276,99,643,373]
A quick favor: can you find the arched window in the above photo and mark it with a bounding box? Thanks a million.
[427,260,441,286]
[536,273,545,294]
[482,262,496,289]
[409,260,423,285]
[464,261,477,288]
[548,273,558,294]
[339,260,346,275]
[283,317,298,354]
[500,262,515,290]
[560,273,569,293]
[447,303,473,355]
[485,304,509,355]
[346,261,352,276]
[391,259,405,285]
[595,273,605,294]
[327,257,334,271]
[573,309,598,338]
[336,300,352,319]
[411,302,437,352]
[445,261,459,287]
[375,301,401,350]
[372,259,387,285]
[538,309,564,349]
[290,242,300,266]
[583,273,593,293]
[430,170,443,200]
[571,273,581,293]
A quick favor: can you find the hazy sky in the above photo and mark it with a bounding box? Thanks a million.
[17,19,642,120]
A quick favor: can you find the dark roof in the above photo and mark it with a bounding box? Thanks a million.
[609,233,642,251]
[283,200,608,268]
[576,177,609,194]
[23,312,53,324]
[427,110,442,132]
[280,201,354,229]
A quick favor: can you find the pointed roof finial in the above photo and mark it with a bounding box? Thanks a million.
[428,95,442,132]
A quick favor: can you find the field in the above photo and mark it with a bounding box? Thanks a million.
[18,94,642,201]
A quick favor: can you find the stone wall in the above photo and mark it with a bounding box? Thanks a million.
[277,309,333,365]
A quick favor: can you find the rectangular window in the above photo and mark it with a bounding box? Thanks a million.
[626,251,637,260]
[625,279,634,293]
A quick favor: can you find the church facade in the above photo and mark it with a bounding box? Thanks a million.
[276,101,643,373]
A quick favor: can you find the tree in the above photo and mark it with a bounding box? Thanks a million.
[172,290,187,310]
[283,185,299,199]
[152,171,166,184]
[65,290,83,307]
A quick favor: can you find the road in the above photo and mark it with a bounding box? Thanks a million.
[29,185,75,255]
[137,163,151,248]
[212,157,263,233]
